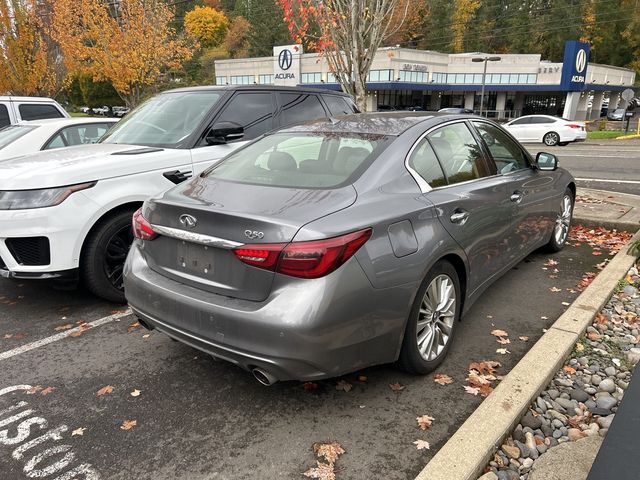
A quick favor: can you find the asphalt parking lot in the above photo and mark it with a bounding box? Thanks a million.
[0,238,610,480]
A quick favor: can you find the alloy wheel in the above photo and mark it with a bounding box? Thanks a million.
[103,225,133,291]
[554,194,572,246]
[544,132,559,146]
[416,274,456,361]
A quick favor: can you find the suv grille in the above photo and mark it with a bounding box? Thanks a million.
[5,237,51,266]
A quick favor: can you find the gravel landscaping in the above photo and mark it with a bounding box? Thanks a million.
[478,261,640,480]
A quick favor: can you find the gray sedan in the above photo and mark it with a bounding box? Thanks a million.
[123,113,575,385]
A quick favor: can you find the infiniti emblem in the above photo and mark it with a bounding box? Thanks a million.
[179,214,197,229]
[278,49,293,70]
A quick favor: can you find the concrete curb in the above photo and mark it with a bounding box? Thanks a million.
[572,216,640,233]
[415,230,640,480]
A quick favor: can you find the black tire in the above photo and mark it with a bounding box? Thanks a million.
[399,260,461,374]
[81,209,135,303]
[543,131,560,146]
[546,188,574,253]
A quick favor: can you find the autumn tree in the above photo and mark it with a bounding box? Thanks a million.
[0,0,64,96]
[279,0,408,111]
[50,0,193,108]
[184,5,229,48]
[451,0,481,53]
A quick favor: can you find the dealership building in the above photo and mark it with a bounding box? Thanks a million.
[214,42,636,121]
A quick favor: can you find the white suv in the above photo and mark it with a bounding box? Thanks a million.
[0,96,69,128]
[0,86,357,302]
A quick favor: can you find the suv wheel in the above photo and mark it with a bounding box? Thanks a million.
[82,209,135,303]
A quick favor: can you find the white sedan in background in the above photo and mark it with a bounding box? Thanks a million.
[503,115,586,146]
[0,117,118,160]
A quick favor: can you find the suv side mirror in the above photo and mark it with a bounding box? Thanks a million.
[205,122,244,145]
[535,152,558,171]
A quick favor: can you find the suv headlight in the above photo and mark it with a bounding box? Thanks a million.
[0,182,96,210]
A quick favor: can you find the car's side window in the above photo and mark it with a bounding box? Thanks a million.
[278,93,327,127]
[510,118,530,125]
[408,137,447,187]
[214,92,275,142]
[531,116,554,124]
[323,95,354,116]
[44,123,111,150]
[427,122,489,185]
[473,122,529,174]
[0,104,10,128]
[18,104,64,121]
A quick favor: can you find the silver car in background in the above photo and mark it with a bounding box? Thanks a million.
[124,113,575,385]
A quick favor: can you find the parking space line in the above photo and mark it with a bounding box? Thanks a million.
[0,310,131,362]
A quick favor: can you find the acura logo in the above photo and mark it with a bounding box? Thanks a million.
[278,49,293,71]
[575,49,587,73]
[179,214,197,229]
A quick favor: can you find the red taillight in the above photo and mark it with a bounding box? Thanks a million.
[566,123,581,129]
[232,228,372,279]
[132,208,157,241]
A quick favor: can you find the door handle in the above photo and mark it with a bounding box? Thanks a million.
[450,210,469,224]
[510,191,524,204]
[163,170,192,184]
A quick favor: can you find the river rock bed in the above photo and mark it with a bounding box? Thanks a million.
[478,263,640,480]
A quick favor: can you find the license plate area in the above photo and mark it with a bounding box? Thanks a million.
[177,241,214,276]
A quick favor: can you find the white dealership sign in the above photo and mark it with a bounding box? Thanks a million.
[273,44,302,86]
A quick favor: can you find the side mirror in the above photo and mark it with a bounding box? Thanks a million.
[536,152,558,171]
[205,122,244,145]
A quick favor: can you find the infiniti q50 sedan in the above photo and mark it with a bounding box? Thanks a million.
[123,112,575,385]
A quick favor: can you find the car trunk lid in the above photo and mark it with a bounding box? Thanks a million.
[141,176,357,301]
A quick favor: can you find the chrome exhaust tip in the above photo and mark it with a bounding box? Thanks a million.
[252,368,277,386]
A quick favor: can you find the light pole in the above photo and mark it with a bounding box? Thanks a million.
[472,56,501,117]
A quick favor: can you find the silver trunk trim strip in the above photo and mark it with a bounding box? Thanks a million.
[150,224,243,249]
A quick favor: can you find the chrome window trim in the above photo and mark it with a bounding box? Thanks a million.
[150,224,243,249]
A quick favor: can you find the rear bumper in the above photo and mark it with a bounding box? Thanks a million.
[124,243,416,381]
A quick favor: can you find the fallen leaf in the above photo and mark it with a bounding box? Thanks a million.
[416,415,434,430]
[120,420,137,431]
[303,382,319,391]
[413,439,430,450]
[541,316,548,320]
[433,373,453,386]
[549,287,561,292]
[130,389,141,397]
[563,366,577,375]
[467,371,492,385]
[519,336,529,342]
[575,343,585,352]
[26,386,42,395]
[496,337,511,345]
[587,332,601,341]
[464,385,480,396]
[562,302,571,306]
[389,382,405,392]
[335,380,352,392]
[303,461,335,480]
[496,348,510,355]
[96,385,114,396]
[40,387,55,396]
[491,329,508,338]
[486,315,493,319]
[469,360,501,375]
[313,441,345,465]
[127,322,141,333]
[2,334,12,339]
[357,375,367,382]
[544,259,558,267]
[592,251,603,256]
[142,334,150,339]
[71,428,85,436]
[54,324,73,331]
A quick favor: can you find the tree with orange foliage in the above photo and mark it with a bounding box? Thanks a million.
[0,0,64,96]
[278,0,408,111]
[184,5,229,48]
[50,0,193,107]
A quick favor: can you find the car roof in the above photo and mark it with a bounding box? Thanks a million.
[160,85,353,97]
[276,111,469,136]
[0,96,58,102]
[16,117,119,128]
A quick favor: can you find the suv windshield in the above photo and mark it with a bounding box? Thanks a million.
[205,132,391,189]
[100,91,222,148]
[0,125,36,149]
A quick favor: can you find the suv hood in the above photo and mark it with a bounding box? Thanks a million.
[0,143,177,190]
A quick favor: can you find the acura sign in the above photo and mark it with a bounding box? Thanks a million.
[560,40,590,91]
[273,44,302,86]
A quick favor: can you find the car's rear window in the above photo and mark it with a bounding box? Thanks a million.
[205,132,391,188]
[0,125,36,149]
